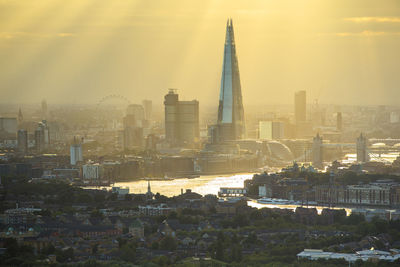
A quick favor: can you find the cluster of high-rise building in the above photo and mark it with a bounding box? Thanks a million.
[163,19,245,149]
[0,116,51,155]
[162,20,245,149]
[0,19,399,178]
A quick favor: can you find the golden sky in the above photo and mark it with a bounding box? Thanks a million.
[1,0,400,106]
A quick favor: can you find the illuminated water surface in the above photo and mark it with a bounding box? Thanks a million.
[113,173,254,197]
[111,173,353,214]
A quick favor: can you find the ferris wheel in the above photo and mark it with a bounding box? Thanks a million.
[96,94,131,107]
[95,94,132,130]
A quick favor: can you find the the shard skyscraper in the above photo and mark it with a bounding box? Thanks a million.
[216,19,245,142]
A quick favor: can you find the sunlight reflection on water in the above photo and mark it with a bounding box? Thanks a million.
[113,173,254,197]
[97,173,354,214]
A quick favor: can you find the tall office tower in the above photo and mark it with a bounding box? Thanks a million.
[336,112,343,131]
[34,120,50,153]
[272,122,284,140]
[142,100,152,121]
[122,104,145,149]
[41,120,50,147]
[295,90,306,123]
[164,89,199,147]
[17,129,28,154]
[70,137,83,165]
[0,117,17,140]
[390,112,400,124]
[126,104,145,127]
[356,133,368,163]
[216,19,245,142]
[178,100,199,145]
[122,113,144,150]
[41,99,48,119]
[34,128,44,153]
[312,133,323,168]
[258,121,273,140]
[122,127,143,149]
[165,89,179,144]
[258,121,284,140]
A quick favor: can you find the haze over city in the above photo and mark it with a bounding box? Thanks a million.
[3,1,400,266]
[1,0,400,105]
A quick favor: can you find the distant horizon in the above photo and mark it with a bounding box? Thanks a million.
[1,0,400,106]
[1,101,400,108]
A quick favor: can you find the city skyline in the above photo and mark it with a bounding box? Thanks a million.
[2,2,400,266]
[1,0,400,106]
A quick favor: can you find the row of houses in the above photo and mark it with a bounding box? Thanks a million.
[315,183,400,207]
[251,171,400,208]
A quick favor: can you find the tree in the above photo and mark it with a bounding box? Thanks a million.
[215,240,224,261]
[231,244,242,262]
[76,193,93,203]
[249,210,263,221]
[151,242,159,250]
[346,213,365,225]
[42,244,56,255]
[94,193,106,203]
[208,206,217,214]
[108,193,118,201]
[57,247,74,262]
[90,209,104,219]
[4,238,19,258]
[372,217,389,233]
[120,243,136,263]
[160,235,177,251]
[91,244,98,255]
[83,259,99,267]
[232,214,249,228]
[168,211,178,219]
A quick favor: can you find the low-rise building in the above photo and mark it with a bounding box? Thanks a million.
[316,184,393,206]
[82,163,102,181]
[297,248,399,263]
[129,219,144,239]
[139,204,173,216]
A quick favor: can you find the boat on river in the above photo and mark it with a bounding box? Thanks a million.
[257,197,301,205]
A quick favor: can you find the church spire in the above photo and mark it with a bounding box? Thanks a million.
[146,180,153,199]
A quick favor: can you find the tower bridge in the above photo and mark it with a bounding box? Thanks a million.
[294,134,400,167]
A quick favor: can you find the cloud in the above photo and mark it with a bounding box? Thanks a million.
[334,31,400,37]
[0,32,15,39]
[0,31,75,39]
[57,33,75,37]
[344,17,400,23]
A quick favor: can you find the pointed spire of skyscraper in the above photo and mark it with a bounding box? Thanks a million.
[18,107,23,123]
[216,19,245,142]
[229,19,235,43]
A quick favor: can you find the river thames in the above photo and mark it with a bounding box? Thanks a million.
[110,173,353,215]
[113,173,254,197]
